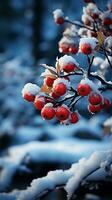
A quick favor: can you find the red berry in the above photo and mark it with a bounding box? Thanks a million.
[80,43,92,55]
[53,83,67,96]
[88,92,102,105]
[70,112,79,124]
[62,63,78,73]
[23,92,35,102]
[44,77,55,87]
[55,17,64,25]
[77,84,91,96]
[41,106,55,120]
[88,104,102,113]
[59,44,69,54]
[102,98,111,109]
[34,96,46,110]
[56,106,70,121]
[51,92,60,99]
[91,13,99,20]
[102,18,112,26]
[69,46,78,54]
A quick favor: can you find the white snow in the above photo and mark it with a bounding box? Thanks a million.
[21,83,40,96]
[59,36,75,45]
[80,78,100,93]
[43,103,54,108]
[15,150,112,200]
[58,55,79,68]
[83,3,100,15]
[41,69,53,77]
[63,25,78,37]
[79,37,98,50]
[104,36,112,49]
[53,9,64,20]
[53,77,70,89]
[82,14,93,23]
[65,150,112,199]
[93,57,104,66]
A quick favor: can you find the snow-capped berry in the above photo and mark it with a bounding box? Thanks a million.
[53,78,70,96]
[77,83,91,96]
[41,103,55,120]
[90,12,99,20]
[53,9,65,25]
[88,103,102,113]
[34,96,46,110]
[79,37,98,55]
[59,43,69,53]
[22,83,40,102]
[44,77,55,87]
[58,55,79,72]
[88,92,102,105]
[70,112,79,124]
[80,43,92,55]
[56,105,70,121]
[23,92,35,102]
[63,63,78,73]
[69,46,78,54]
[102,98,111,109]
[82,14,92,26]
[53,83,67,96]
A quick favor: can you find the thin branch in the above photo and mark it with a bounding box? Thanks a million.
[65,19,94,32]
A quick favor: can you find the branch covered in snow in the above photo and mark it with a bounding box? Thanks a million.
[7,150,111,200]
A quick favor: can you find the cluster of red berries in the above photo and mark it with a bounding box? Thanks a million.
[22,90,79,124]
[22,1,112,125]
[59,43,78,55]
[77,82,111,113]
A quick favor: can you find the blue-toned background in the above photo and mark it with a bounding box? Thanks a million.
[0,0,111,200]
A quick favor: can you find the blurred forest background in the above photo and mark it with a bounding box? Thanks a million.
[0,0,112,200]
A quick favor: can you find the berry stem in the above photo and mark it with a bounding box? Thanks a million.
[64,19,94,32]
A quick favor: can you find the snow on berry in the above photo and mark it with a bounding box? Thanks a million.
[22,83,40,102]
[58,55,79,72]
[83,3,100,18]
[82,14,93,25]
[22,83,40,96]
[53,9,65,24]
[53,77,70,89]
[77,83,91,96]
[80,78,99,93]
[79,37,98,54]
